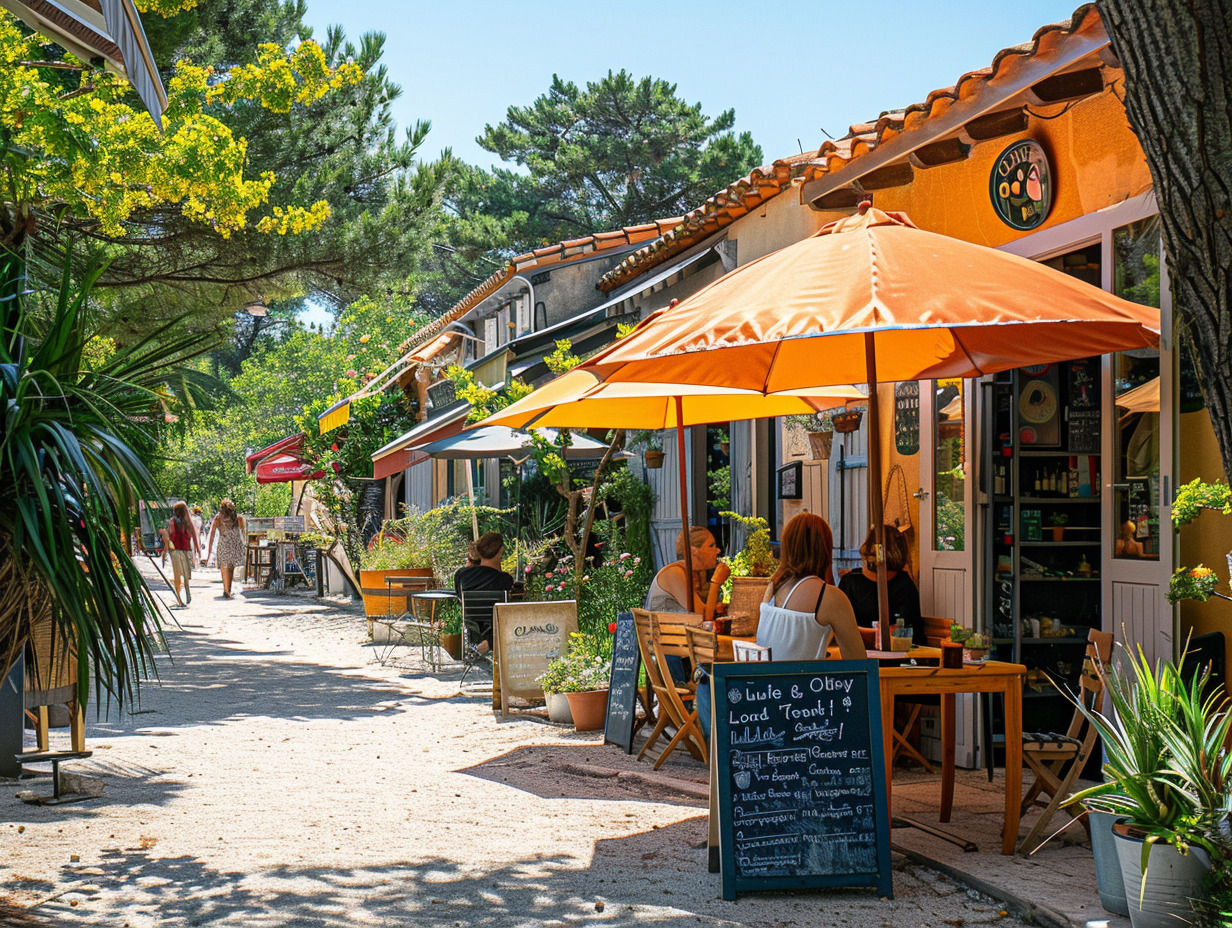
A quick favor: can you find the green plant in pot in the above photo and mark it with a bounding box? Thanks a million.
[720,512,778,633]
[538,635,612,730]
[438,602,463,661]
[628,430,664,468]
[1066,643,1231,927]
[1047,511,1069,541]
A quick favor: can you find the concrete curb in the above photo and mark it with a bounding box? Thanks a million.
[892,845,1073,928]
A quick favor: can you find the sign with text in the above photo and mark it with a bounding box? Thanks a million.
[493,601,577,719]
[712,661,891,901]
[603,612,641,753]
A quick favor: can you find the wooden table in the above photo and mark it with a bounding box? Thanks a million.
[878,660,1026,855]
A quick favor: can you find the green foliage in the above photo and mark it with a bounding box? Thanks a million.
[1046,512,1069,527]
[543,338,581,375]
[626,429,663,453]
[784,412,836,432]
[444,364,535,424]
[537,636,611,694]
[709,464,731,510]
[0,248,216,701]
[252,483,292,518]
[476,70,763,247]
[1067,643,1232,874]
[358,500,515,578]
[598,464,656,565]
[1168,479,1232,605]
[721,511,778,579]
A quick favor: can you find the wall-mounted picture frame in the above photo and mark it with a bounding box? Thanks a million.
[777,461,803,500]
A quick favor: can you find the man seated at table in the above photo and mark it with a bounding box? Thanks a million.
[453,532,514,654]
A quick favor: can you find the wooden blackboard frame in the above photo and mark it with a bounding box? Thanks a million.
[603,612,641,753]
[711,660,892,901]
[493,601,577,719]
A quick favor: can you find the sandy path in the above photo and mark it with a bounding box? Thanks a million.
[1,563,1033,927]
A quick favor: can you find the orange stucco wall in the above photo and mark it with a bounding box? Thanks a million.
[863,86,1152,245]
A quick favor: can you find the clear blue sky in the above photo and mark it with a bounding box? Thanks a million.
[303,0,1083,170]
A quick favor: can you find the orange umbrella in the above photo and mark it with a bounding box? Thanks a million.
[508,207,1161,647]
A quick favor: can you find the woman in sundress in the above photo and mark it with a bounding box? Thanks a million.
[206,498,246,599]
[166,501,202,606]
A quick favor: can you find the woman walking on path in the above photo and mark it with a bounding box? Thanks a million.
[166,501,202,605]
[206,499,246,599]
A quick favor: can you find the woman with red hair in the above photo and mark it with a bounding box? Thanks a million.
[756,513,867,661]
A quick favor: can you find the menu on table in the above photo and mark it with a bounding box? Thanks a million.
[603,612,641,753]
[711,660,891,901]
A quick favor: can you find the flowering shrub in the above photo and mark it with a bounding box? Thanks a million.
[1167,479,1232,605]
[1168,565,1222,605]
[537,635,612,694]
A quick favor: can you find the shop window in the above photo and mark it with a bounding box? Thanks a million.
[1112,216,1162,561]
[934,380,965,551]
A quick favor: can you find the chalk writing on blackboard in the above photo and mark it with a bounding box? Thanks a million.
[712,661,892,901]
[604,612,641,753]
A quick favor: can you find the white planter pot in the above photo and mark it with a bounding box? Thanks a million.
[545,692,573,724]
[1089,811,1129,916]
[1113,827,1211,928]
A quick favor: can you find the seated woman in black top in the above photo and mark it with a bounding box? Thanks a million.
[453,531,514,652]
[838,525,923,644]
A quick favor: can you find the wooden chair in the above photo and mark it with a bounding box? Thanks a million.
[732,640,772,662]
[1016,628,1113,855]
[23,618,84,754]
[650,615,708,768]
[632,610,704,769]
[685,626,716,671]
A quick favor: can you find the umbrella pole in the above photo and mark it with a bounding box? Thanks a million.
[675,396,695,610]
[465,462,479,541]
[865,332,892,652]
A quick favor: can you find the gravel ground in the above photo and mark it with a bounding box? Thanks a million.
[1,563,1040,927]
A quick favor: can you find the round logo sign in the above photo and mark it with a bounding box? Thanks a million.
[990,139,1052,231]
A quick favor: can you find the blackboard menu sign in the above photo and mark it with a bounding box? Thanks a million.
[711,661,892,901]
[1066,357,1101,454]
[354,478,386,548]
[603,612,641,753]
[894,381,920,455]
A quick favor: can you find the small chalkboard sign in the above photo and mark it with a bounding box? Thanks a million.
[604,612,641,753]
[355,479,386,548]
[712,661,891,901]
[894,381,920,455]
[1066,358,1101,453]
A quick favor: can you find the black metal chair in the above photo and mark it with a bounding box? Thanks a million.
[458,589,507,682]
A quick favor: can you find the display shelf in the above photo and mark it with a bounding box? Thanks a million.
[1018,636,1090,644]
[1018,496,1100,504]
[1018,576,1099,582]
[1020,540,1100,547]
[1019,450,1101,458]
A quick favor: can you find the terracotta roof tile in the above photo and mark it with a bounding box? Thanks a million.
[598,3,1105,293]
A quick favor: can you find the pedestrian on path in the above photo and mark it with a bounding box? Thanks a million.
[206,498,246,599]
[166,501,202,605]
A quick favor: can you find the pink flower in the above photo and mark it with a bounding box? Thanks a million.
[619,552,632,560]
[624,569,634,578]
[545,571,553,578]
[346,369,357,378]
[544,584,554,592]
[524,565,533,574]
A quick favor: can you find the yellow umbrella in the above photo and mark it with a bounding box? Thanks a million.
[487,369,863,589]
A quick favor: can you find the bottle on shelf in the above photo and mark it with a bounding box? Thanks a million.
[1034,469,1042,494]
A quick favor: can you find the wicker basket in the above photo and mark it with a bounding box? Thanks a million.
[727,576,770,631]
[832,410,864,433]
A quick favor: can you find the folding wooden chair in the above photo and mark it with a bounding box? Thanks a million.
[1016,628,1113,855]
[732,640,772,662]
[649,614,708,768]
[684,626,716,671]
[632,610,704,769]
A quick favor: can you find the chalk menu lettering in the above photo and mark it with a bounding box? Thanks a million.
[603,612,641,753]
[712,661,891,901]
[493,601,577,719]
[1066,357,1101,454]
[356,479,386,548]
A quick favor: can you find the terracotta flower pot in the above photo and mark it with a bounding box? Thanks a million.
[643,450,665,469]
[1051,526,1065,542]
[358,567,434,623]
[441,632,462,661]
[565,689,609,732]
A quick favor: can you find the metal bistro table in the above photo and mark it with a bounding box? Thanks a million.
[878,659,1027,855]
[407,588,458,671]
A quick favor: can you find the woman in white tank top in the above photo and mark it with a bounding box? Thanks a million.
[756,513,867,662]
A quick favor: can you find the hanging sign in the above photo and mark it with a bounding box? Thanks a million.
[711,660,892,901]
[894,381,920,455]
[990,140,1052,231]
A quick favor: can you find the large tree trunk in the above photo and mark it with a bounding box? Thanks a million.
[1099,1,1232,482]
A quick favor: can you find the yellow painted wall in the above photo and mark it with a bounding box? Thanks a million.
[865,86,1152,245]
[1177,410,1232,671]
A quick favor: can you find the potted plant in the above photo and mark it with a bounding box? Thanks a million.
[628,430,665,469]
[357,515,437,627]
[1048,512,1069,542]
[538,642,612,731]
[439,604,463,661]
[1066,643,1230,928]
[720,512,779,634]
[831,408,864,433]
[785,412,835,460]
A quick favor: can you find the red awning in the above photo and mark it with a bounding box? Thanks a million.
[372,416,467,480]
[246,434,306,473]
[254,453,327,484]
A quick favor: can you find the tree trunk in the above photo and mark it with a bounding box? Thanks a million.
[1099,0,1232,482]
